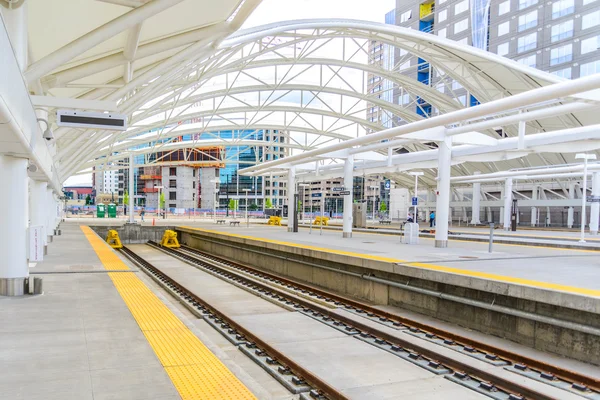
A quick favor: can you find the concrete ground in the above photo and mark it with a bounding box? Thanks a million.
[0,223,280,400]
[176,221,600,294]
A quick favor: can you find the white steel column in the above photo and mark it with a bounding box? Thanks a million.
[435,137,451,248]
[0,156,29,296]
[0,3,28,71]
[30,180,48,246]
[503,178,513,230]
[470,172,481,225]
[46,187,55,240]
[343,155,354,238]
[591,172,600,235]
[568,183,575,228]
[531,185,538,227]
[128,153,135,224]
[287,166,296,232]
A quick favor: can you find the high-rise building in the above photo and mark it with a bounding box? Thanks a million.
[391,0,600,115]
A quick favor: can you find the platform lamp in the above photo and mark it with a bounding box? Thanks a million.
[576,153,597,243]
[210,178,220,220]
[407,171,424,222]
[242,188,251,227]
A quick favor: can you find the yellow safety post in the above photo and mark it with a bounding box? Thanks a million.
[267,216,282,226]
[312,216,329,226]
[106,230,123,249]
[160,230,180,248]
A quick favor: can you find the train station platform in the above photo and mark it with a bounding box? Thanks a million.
[0,223,267,400]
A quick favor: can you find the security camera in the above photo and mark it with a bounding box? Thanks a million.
[37,118,54,141]
[27,163,38,173]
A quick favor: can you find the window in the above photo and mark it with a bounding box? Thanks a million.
[169,203,176,208]
[192,181,196,189]
[169,167,176,176]
[581,35,600,54]
[552,67,572,79]
[169,179,176,188]
[581,60,600,76]
[454,18,469,34]
[499,0,510,15]
[169,191,176,200]
[497,42,510,56]
[518,10,537,32]
[498,21,510,36]
[550,43,572,65]
[400,10,412,23]
[439,9,447,22]
[552,0,574,19]
[518,54,537,67]
[438,27,447,38]
[455,0,468,15]
[582,11,600,30]
[518,32,537,53]
[518,0,537,9]
[551,20,573,42]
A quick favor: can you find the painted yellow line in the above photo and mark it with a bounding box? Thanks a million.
[180,226,600,298]
[81,226,256,400]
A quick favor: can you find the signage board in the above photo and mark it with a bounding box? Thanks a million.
[587,196,600,203]
[29,226,44,262]
[385,180,391,190]
[412,197,418,206]
[311,192,323,198]
[340,191,351,195]
[332,187,345,192]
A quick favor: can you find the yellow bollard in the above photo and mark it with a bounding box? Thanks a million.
[160,230,180,248]
[267,216,281,226]
[106,230,123,249]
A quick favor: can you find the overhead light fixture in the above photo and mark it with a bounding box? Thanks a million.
[37,118,54,141]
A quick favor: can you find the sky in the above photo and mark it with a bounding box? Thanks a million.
[64,0,396,187]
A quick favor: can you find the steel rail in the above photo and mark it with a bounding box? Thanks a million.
[142,242,565,400]
[172,240,600,394]
[119,245,347,400]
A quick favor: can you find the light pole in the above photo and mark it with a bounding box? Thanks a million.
[576,153,597,243]
[408,171,424,223]
[210,178,220,220]
[243,188,251,227]
[154,185,164,219]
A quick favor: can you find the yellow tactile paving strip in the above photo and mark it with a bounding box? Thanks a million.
[179,226,600,298]
[80,226,256,400]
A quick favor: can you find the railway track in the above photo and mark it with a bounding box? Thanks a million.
[121,242,600,400]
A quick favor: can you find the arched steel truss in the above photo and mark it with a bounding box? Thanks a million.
[49,19,598,188]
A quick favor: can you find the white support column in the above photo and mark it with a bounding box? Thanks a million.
[503,178,513,231]
[470,172,481,225]
[567,183,575,228]
[530,185,538,227]
[590,172,600,235]
[343,155,354,238]
[46,187,55,241]
[0,156,29,296]
[30,180,48,247]
[435,137,452,248]
[128,153,135,224]
[287,166,296,232]
[0,3,28,71]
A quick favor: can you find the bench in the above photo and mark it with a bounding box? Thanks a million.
[216,220,226,224]
[312,216,329,226]
[229,221,240,226]
[267,216,282,226]
[379,220,392,225]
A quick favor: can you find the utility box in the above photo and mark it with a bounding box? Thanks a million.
[97,204,106,218]
[402,222,420,245]
[353,203,367,228]
[107,203,117,218]
[390,188,410,221]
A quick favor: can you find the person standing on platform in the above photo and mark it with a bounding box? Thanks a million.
[429,211,435,227]
[140,207,145,222]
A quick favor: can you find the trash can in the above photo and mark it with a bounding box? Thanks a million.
[107,203,117,218]
[97,204,106,218]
